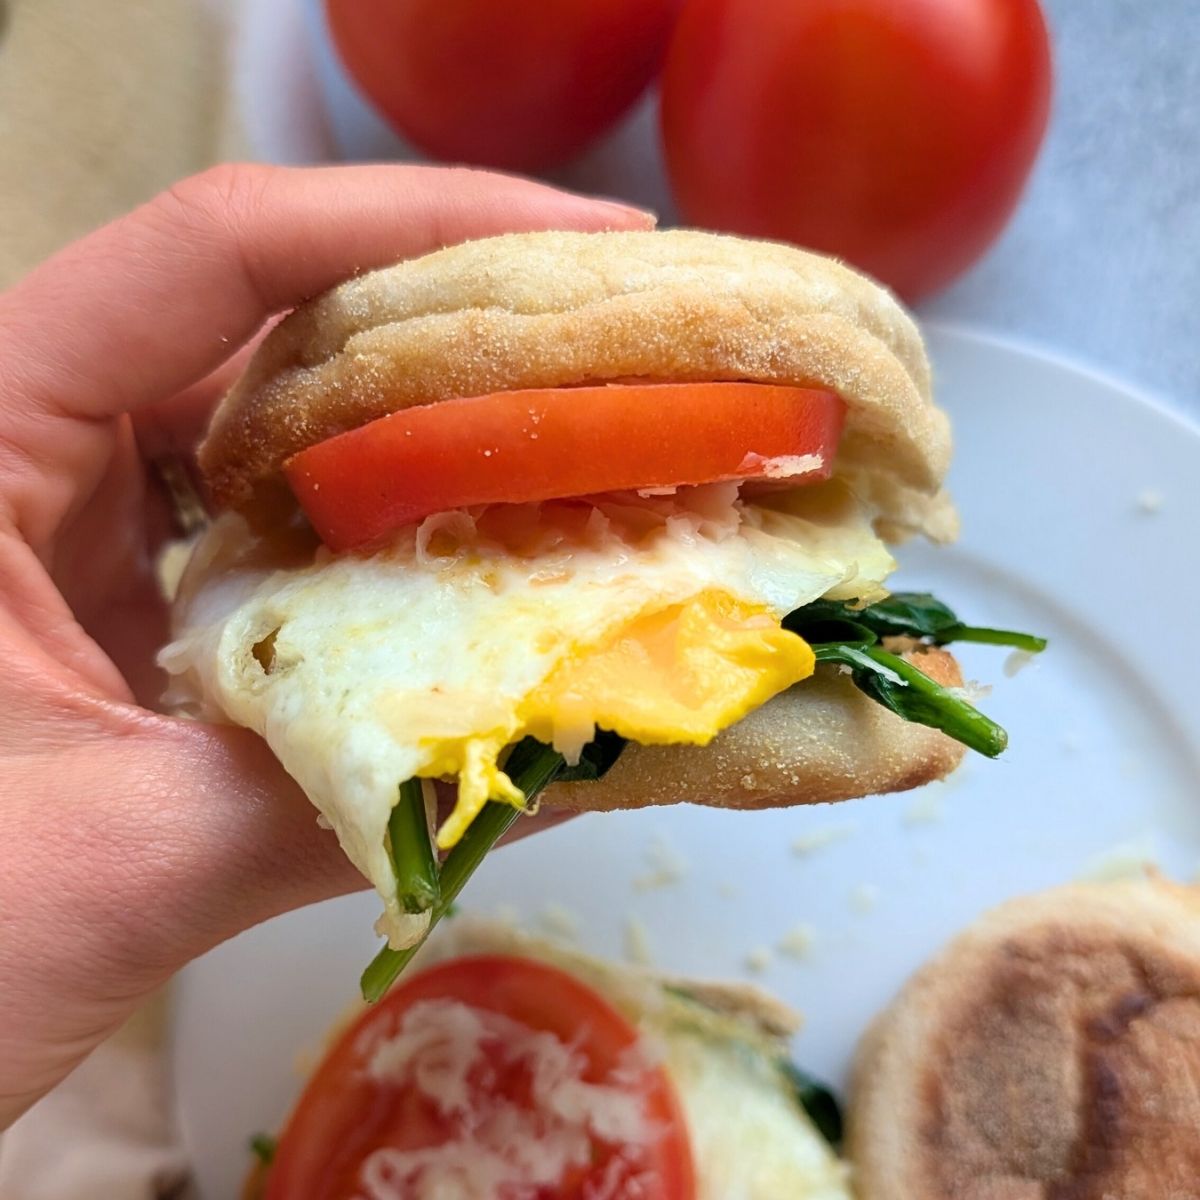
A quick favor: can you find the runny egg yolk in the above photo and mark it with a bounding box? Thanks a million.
[431,591,814,849]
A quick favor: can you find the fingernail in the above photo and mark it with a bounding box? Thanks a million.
[591,199,659,228]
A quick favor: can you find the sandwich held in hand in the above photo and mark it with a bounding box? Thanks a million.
[159,231,1042,988]
[243,919,853,1200]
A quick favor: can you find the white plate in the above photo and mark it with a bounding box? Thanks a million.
[172,327,1200,1198]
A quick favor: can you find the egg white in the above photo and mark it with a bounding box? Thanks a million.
[160,483,893,945]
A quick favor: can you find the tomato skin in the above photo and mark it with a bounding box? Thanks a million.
[325,0,682,171]
[286,383,844,552]
[660,0,1052,302]
[263,955,695,1200]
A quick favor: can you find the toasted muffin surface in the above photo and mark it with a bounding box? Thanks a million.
[199,229,955,541]
[849,877,1200,1200]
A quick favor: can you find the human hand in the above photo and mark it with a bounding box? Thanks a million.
[0,164,653,1126]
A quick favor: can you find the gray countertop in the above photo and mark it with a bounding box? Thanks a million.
[557,0,1200,414]
[262,0,1200,414]
[922,0,1200,412]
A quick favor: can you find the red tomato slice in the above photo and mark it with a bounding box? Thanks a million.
[285,383,844,551]
[263,955,696,1200]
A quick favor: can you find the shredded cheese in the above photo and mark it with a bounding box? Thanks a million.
[902,790,945,827]
[624,917,654,966]
[790,823,858,857]
[1003,648,1038,678]
[777,924,816,961]
[633,836,689,892]
[745,946,773,974]
[537,903,580,941]
[849,883,880,914]
[358,999,660,1199]
[1135,487,1165,514]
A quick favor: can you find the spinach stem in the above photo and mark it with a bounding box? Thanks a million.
[863,647,1008,758]
[945,625,1048,653]
[362,740,565,1002]
[389,778,440,915]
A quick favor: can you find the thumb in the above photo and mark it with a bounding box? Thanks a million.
[0,700,359,1123]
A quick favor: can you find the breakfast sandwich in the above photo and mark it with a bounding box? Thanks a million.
[159,230,1043,973]
[243,918,852,1200]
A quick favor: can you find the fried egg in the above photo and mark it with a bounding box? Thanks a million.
[160,482,894,945]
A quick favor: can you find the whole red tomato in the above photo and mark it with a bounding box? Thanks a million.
[660,0,1052,302]
[326,0,682,172]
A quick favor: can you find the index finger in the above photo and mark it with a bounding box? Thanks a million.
[0,163,655,423]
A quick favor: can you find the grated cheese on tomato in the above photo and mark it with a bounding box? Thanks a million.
[356,999,663,1199]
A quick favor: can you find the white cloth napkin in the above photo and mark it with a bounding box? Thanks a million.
[0,994,193,1199]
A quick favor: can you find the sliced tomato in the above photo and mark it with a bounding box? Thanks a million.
[285,382,844,551]
[263,955,695,1200]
